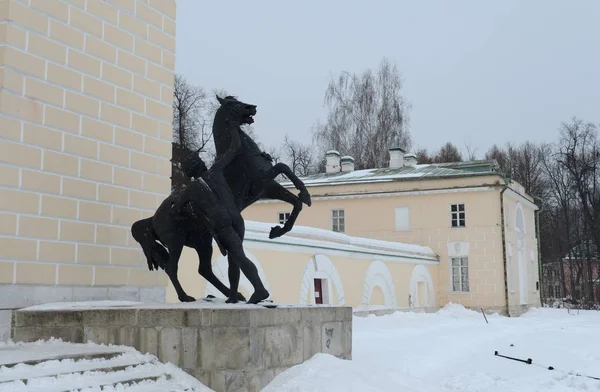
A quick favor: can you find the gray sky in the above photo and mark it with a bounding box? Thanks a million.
[175,0,599,159]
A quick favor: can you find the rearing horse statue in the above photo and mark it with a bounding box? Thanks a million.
[211,95,311,239]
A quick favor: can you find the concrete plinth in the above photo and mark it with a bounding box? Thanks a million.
[11,302,352,392]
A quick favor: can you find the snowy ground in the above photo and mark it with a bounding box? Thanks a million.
[265,304,600,392]
[3,304,599,391]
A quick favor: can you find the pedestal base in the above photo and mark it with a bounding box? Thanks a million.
[11,301,353,392]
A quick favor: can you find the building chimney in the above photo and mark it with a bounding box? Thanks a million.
[341,156,355,172]
[389,147,406,169]
[325,150,341,173]
[403,153,417,167]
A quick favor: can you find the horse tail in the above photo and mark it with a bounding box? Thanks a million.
[131,217,169,271]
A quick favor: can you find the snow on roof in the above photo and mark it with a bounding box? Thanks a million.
[279,160,502,187]
[244,220,438,262]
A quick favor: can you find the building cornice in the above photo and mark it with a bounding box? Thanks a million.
[504,187,539,211]
[255,185,497,204]
[279,171,503,188]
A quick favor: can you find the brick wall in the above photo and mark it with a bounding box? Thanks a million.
[0,0,175,309]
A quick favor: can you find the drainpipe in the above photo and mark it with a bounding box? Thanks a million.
[499,179,510,316]
[534,196,544,305]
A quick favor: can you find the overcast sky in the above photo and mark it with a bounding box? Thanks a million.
[175,1,599,158]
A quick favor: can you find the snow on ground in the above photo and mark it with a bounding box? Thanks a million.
[5,304,600,391]
[264,304,600,392]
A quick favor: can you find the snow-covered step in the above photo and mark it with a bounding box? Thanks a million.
[0,343,128,367]
[0,352,147,383]
[0,350,128,369]
[0,340,212,392]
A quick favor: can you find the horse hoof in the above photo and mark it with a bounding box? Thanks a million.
[269,226,284,239]
[237,292,247,301]
[248,289,270,304]
[226,297,238,304]
[179,295,196,302]
[299,191,312,207]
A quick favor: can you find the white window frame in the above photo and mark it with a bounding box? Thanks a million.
[278,212,290,225]
[451,256,469,292]
[450,203,466,228]
[332,209,345,232]
[395,206,410,231]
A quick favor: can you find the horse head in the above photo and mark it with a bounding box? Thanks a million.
[215,95,257,125]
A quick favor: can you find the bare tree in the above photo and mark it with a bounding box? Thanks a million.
[486,144,511,175]
[171,75,212,190]
[313,57,411,170]
[464,142,478,161]
[281,136,316,176]
[540,144,579,299]
[173,74,211,151]
[433,142,463,163]
[484,141,547,199]
[555,118,600,302]
[414,148,434,164]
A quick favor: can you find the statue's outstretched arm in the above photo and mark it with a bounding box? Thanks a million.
[210,122,242,173]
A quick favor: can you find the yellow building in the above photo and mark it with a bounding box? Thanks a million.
[0,0,176,319]
[0,0,539,326]
[234,149,542,316]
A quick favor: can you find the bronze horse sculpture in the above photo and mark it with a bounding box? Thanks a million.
[212,95,312,240]
[131,96,311,303]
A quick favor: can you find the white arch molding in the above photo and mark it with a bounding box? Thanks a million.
[203,249,271,299]
[362,260,397,308]
[515,202,526,235]
[515,202,528,305]
[299,254,345,305]
[409,265,435,308]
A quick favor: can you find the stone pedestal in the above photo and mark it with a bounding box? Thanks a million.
[11,303,352,392]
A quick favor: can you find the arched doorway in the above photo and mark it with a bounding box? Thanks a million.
[362,260,397,308]
[409,265,435,308]
[299,254,345,305]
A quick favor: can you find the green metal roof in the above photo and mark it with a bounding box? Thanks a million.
[279,159,503,187]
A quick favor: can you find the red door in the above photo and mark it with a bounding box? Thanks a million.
[314,279,323,304]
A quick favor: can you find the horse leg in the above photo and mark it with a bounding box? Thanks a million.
[262,182,303,239]
[226,253,241,303]
[264,162,311,207]
[164,239,195,302]
[217,226,269,304]
[194,233,246,302]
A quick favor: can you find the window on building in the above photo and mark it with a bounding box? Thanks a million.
[278,212,290,225]
[332,209,345,232]
[451,257,469,292]
[451,204,466,228]
[395,206,410,231]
